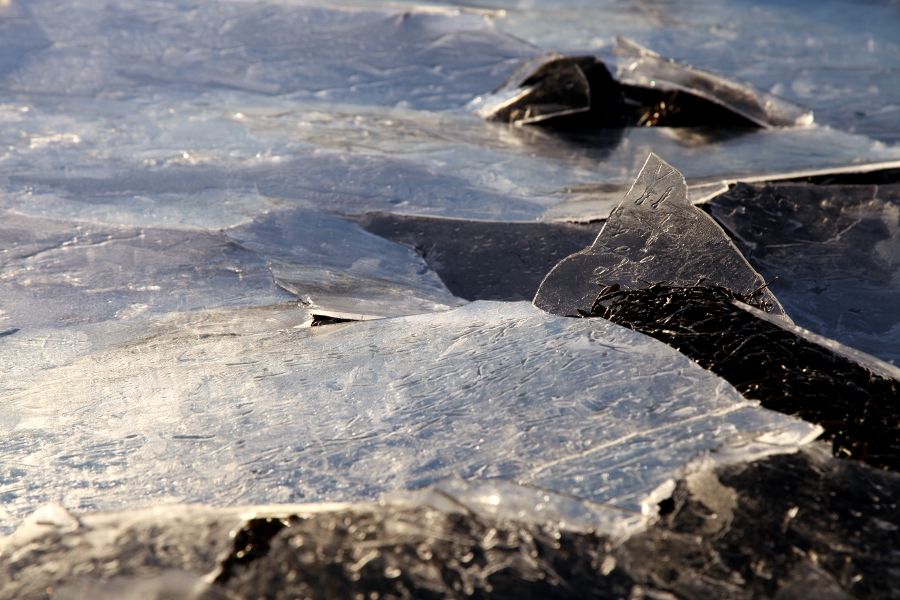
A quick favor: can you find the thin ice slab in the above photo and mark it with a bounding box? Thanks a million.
[226,205,466,319]
[534,153,786,318]
[0,301,817,533]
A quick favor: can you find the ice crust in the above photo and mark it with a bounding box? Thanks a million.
[0,301,817,533]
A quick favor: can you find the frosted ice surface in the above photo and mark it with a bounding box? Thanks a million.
[0,301,817,533]
[226,205,465,319]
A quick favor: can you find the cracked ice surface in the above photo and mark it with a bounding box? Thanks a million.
[0,301,818,533]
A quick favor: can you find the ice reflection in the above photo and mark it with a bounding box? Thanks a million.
[0,301,817,533]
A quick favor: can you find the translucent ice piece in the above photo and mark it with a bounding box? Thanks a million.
[711,181,900,363]
[226,205,466,319]
[0,300,817,533]
[612,37,814,128]
[471,53,596,125]
[533,153,787,318]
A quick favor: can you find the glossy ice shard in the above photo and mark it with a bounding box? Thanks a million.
[226,205,466,319]
[611,36,814,128]
[471,54,608,126]
[0,210,287,331]
[710,181,900,364]
[0,301,817,533]
[356,212,602,301]
[534,153,786,318]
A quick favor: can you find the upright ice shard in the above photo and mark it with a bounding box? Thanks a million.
[533,154,787,318]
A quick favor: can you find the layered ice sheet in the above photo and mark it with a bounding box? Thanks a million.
[0,301,818,533]
[0,210,288,331]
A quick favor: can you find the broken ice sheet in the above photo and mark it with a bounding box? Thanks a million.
[0,300,818,533]
[534,153,786,318]
[0,210,287,331]
[711,180,900,364]
[226,205,465,319]
[610,36,813,128]
[472,38,812,129]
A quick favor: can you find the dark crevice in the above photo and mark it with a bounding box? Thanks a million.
[780,167,900,186]
[576,283,900,472]
[354,212,602,302]
[310,314,358,327]
[208,449,900,599]
[215,507,635,600]
[215,517,289,585]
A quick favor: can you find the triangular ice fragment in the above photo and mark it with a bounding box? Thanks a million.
[533,153,788,319]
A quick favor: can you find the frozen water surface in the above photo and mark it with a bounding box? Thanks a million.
[0,0,892,544]
[0,301,818,533]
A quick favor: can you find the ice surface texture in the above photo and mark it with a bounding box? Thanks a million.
[711,181,900,364]
[0,301,817,533]
[534,153,786,318]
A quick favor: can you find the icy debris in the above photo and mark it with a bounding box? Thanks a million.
[7,444,897,600]
[226,205,466,319]
[534,153,786,318]
[612,36,814,128]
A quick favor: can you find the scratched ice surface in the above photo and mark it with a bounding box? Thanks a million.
[0,301,818,533]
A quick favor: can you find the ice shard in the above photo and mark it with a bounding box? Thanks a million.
[612,36,814,129]
[533,153,787,318]
[226,205,466,320]
[473,39,812,130]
